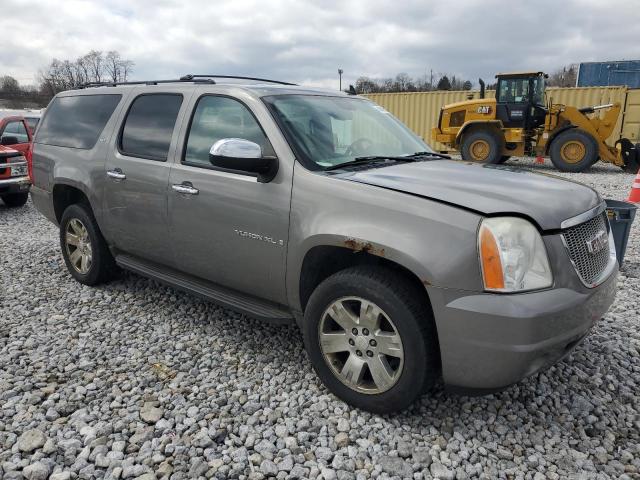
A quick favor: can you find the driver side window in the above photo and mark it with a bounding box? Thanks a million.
[183,96,274,168]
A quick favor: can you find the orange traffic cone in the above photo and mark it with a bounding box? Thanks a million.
[628,171,640,203]
[535,156,545,164]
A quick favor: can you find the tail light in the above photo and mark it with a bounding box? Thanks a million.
[26,144,33,181]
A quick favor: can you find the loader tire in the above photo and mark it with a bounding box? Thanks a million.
[460,128,505,164]
[549,129,598,172]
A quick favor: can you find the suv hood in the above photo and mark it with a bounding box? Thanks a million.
[340,160,601,231]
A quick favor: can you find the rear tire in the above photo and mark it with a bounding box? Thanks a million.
[1,192,29,208]
[549,129,598,172]
[460,128,505,164]
[303,266,439,414]
[60,203,117,286]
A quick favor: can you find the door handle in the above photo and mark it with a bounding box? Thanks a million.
[106,169,126,180]
[172,183,199,195]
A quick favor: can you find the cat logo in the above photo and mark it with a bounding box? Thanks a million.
[476,105,491,114]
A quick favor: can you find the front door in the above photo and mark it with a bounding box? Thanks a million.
[167,94,292,305]
[495,77,531,128]
[0,118,32,157]
[103,91,187,264]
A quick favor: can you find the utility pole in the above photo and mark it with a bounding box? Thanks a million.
[338,68,343,91]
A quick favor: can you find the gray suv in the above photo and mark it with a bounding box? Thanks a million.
[31,76,618,413]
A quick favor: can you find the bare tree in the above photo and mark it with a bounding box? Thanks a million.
[105,51,121,83]
[548,64,578,87]
[85,50,104,83]
[38,50,135,94]
[353,72,473,94]
[0,76,21,93]
[120,59,134,82]
[394,73,413,92]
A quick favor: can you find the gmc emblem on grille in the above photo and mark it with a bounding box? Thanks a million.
[585,230,607,254]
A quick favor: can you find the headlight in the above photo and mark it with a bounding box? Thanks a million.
[478,217,553,292]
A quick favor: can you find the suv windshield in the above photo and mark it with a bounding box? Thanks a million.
[263,95,432,170]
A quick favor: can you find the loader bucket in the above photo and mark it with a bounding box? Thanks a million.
[616,138,640,173]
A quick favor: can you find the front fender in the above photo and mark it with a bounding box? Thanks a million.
[286,168,484,311]
[455,120,504,144]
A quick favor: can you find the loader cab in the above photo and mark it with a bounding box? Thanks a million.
[495,72,548,130]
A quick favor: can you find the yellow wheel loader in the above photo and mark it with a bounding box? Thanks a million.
[432,71,640,173]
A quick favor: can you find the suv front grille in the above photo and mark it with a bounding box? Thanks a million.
[561,212,610,286]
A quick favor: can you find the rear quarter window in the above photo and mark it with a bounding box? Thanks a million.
[35,94,122,149]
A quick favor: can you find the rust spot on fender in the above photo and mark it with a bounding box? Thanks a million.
[343,238,386,257]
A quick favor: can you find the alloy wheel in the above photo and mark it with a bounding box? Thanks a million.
[318,297,404,394]
[65,218,93,274]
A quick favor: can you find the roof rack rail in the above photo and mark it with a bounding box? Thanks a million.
[79,75,296,89]
[79,78,216,89]
[180,74,297,86]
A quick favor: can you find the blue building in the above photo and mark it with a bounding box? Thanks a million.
[577,61,640,88]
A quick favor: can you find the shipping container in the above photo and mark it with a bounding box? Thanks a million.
[577,61,640,88]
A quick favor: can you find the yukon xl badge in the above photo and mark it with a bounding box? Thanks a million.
[234,229,284,247]
[586,230,607,254]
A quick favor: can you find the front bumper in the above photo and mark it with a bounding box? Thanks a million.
[0,176,31,195]
[427,260,618,392]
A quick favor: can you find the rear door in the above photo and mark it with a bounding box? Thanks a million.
[103,88,191,264]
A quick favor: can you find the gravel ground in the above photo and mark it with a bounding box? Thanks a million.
[1,158,639,480]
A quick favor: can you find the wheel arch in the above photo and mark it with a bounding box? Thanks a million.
[297,242,434,317]
[455,120,504,145]
[545,124,578,155]
[52,182,94,223]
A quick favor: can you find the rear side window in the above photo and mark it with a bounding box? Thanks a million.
[36,95,122,149]
[120,94,183,161]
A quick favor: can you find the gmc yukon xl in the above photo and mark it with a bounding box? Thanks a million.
[31,76,617,413]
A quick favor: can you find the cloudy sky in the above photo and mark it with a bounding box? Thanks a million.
[3,0,640,89]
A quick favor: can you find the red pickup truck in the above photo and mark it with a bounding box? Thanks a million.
[0,114,33,207]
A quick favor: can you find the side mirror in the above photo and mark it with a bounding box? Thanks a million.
[209,138,277,182]
[1,136,19,146]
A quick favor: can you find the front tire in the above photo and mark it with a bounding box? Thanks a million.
[549,129,598,172]
[303,266,439,414]
[460,128,505,164]
[1,192,29,208]
[60,203,117,286]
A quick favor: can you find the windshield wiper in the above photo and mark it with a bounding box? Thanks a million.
[324,151,450,171]
[405,151,451,159]
[324,156,412,171]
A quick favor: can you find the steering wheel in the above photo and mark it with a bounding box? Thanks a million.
[345,138,375,156]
